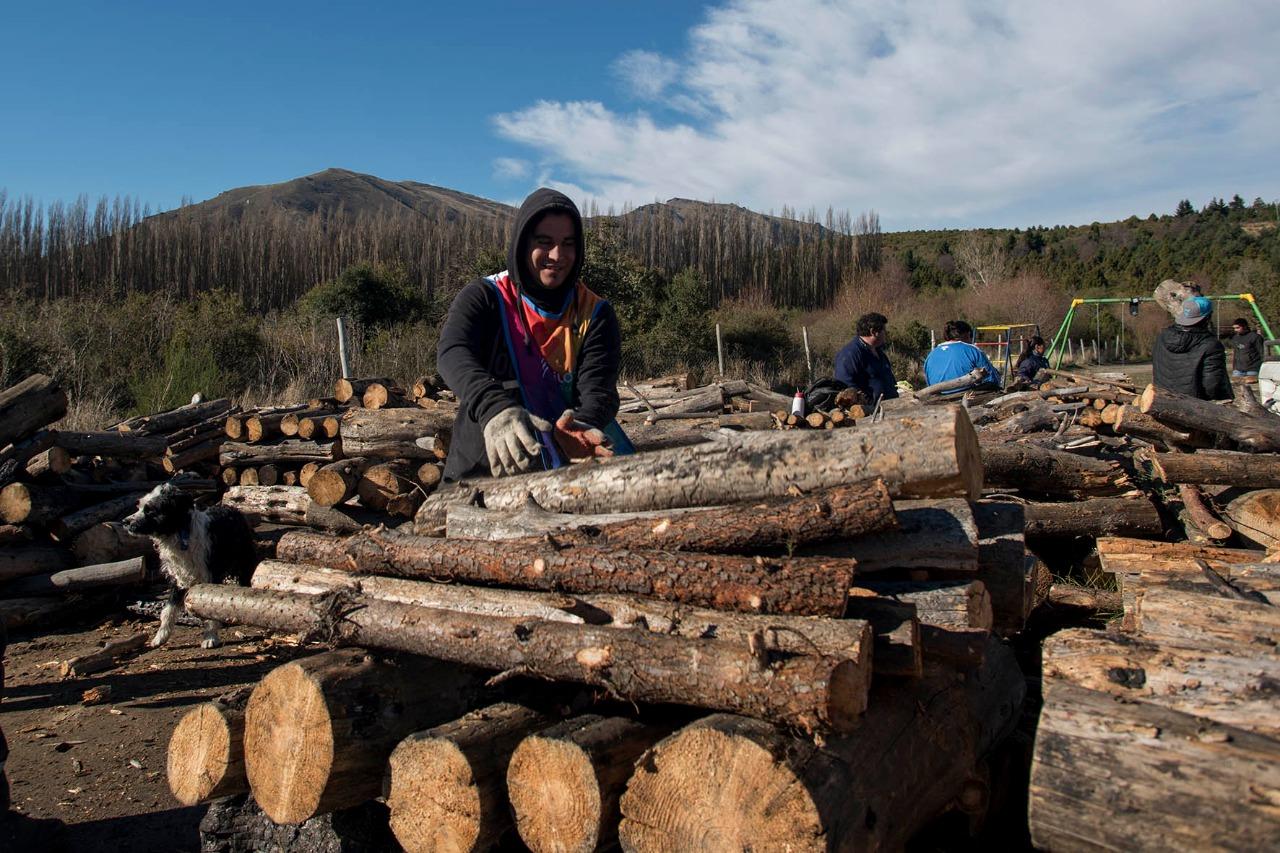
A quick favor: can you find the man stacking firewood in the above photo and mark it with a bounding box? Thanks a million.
[436,188,634,480]
[1153,296,1233,401]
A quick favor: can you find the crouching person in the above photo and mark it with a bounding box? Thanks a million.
[437,188,634,480]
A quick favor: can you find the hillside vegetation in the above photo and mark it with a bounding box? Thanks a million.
[0,172,1276,426]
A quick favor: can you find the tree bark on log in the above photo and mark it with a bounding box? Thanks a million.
[0,556,145,598]
[1043,628,1280,737]
[242,649,489,825]
[1177,484,1232,542]
[507,714,671,853]
[385,702,555,853]
[51,493,146,540]
[163,438,223,473]
[275,527,856,616]
[219,440,340,467]
[52,431,167,459]
[306,459,368,508]
[1221,489,1280,549]
[0,374,67,448]
[187,585,871,734]
[338,408,452,460]
[72,521,155,566]
[281,408,341,437]
[0,429,57,489]
[119,397,233,435]
[1023,496,1163,539]
[857,580,993,631]
[417,406,982,530]
[917,368,988,401]
[0,544,75,583]
[1028,680,1280,852]
[221,486,384,532]
[1134,585,1280,652]
[802,498,978,573]
[335,377,394,404]
[1112,404,1195,448]
[1142,447,1280,487]
[0,483,97,526]
[446,482,897,555]
[356,461,416,512]
[59,631,150,677]
[979,441,1129,496]
[1140,383,1280,451]
[168,693,249,806]
[618,640,1025,852]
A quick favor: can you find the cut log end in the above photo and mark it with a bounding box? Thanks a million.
[507,738,602,853]
[167,702,245,806]
[386,738,483,853]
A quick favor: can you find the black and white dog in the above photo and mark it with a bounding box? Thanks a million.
[123,482,257,648]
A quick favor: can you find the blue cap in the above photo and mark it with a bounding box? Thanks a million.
[1176,296,1212,326]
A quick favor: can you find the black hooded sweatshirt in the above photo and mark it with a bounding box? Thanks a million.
[436,188,622,480]
[1152,321,1232,401]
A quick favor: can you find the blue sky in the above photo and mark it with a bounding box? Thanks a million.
[2,1,1278,230]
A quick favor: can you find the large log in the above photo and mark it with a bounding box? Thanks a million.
[168,693,250,805]
[297,415,342,441]
[0,544,75,583]
[1023,496,1163,539]
[979,441,1129,496]
[0,556,145,598]
[281,407,341,437]
[52,431,167,459]
[416,406,983,530]
[72,521,156,566]
[507,714,671,853]
[275,527,855,616]
[219,440,340,467]
[1,482,95,526]
[1112,404,1196,448]
[0,374,67,448]
[1029,680,1280,852]
[242,649,488,824]
[361,382,410,410]
[1140,383,1280,451]
[338,408,452,460]
[1221,488,1280,549]
[386,702,555,853]
[1133,585,1280,652]
[803,498,978,572]
[618,640,1025,852]
[244,407,308,444]
[1043,628,1280,737]
[446,481,897,554]
[1140,447,1280,487]
[306,459,368,508]
[187,585,872,734]
[163,438,223,473]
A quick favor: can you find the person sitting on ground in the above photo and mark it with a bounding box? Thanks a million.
[1015,336,1050,385]
[436,188,634,480]
[1152,296,1232,401]
[923,320,1002,393]
[1225,317,1265,382]
[834,312,899,405]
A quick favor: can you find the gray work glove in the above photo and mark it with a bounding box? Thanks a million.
[482,406,544,477]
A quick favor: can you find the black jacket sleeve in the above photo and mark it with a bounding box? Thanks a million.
[1203,340,1234,401]
[1248,334,1266,372]
[572,301,622,429]
[436,280,521,428]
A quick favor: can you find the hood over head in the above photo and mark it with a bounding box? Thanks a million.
[507,188,585,311]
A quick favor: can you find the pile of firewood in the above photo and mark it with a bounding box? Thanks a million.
[163,403,1039,851]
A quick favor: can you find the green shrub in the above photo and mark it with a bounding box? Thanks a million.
[298,262,428,329]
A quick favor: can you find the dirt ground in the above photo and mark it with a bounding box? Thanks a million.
[2,612,308,852]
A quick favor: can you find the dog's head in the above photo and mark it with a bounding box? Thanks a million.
[123,482,195,537]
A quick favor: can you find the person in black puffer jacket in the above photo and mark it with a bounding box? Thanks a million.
[1152,296,1232,401]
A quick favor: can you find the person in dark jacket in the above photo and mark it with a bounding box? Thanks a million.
[834,312,899,404]
[1152,296,1232,400]
[1015,336,1050,384]
[1226,317,1265,378]
[436,188,633,480]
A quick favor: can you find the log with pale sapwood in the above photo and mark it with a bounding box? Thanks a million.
[240,649,488,825]
[334,377,395,405]
[185,585,871,734]
[219,440,340,467]
[1133,585,1279,652]
[385,702,555,853]
[163,439,223,473]
[338,408,451,460]
[1221,488,1280,549]
[361,382,409,410]
[618,640,1024,852]
[1176,484,1232,543]
[1022,496,1163,539]
[416,405,983,530]
[306,459,368,508]
[356,461,416,512]
[1140,383,1280,451]
[275,527,855,616]
[0,556,146,598]
[1028,680,1280,852]
[220,485,383,533]
[297,415,341,440]
[1139,447,1280,487]
[507,714,671,853]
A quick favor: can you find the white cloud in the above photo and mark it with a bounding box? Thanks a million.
[492,157,530,181]
[492,0,1280,228]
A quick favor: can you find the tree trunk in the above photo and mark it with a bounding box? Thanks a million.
[0,374,67,448]
[72,521,155,566]
[1141,447,1280,487]
[242,648,488,824]
[0,556,145,597]
[335,377,395,405]
[50,493,145,540]
[618,640,1025,852]
[119,397,233,436]
[275,527,855,616]
[857,580,993,631]
[338,408,452,460]
[52,431,167,459]
[802,498,978,573]
[1177,483,1232,542]
[0,544,74,583]
[1221,489,1280,549]
[1140,383,1280,451]
[507,714,672,853]
[166,421,226,454]
[386,702,555,853]
[245,410,304,444]
[1043,627,1280,737]
[417,406,982,530]
[306,459,368,508]
[446,481,897,554]
[219,440,341,467]
[1028,681,1280,852]
[239,467,260,487]
[187,585,871,735]
[979,441,1129,496]
[1023,496,1163,539]
[356,461,416,512]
